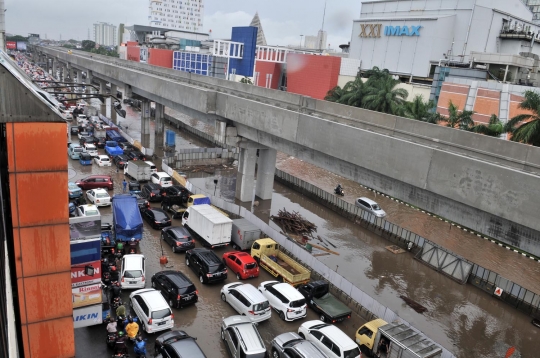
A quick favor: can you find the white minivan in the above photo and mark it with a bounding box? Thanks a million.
[145,161,157,174]
[221,283,271,323]
[151,172,173,188]
[129,289,174,333]
[258,281,307,321]
[120,254,146,289]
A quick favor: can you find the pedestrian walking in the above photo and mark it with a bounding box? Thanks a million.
[122,179,127,193]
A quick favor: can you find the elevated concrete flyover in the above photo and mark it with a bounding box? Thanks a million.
[33,46,540,256]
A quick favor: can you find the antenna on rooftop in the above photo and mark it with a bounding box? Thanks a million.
[321,0,327,31]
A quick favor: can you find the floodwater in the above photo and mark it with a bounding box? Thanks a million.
[88,101,540,357]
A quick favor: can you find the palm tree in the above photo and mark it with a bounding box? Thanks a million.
[504,90,540,146]
[324,85,345,102]
[404,95,438,122]
[362,76,409,114]
[444,101,475,130]
[470,114,504,137]
[363,66,390,82]
[339,75,365,107]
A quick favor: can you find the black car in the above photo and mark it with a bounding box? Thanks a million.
[161,226,195,253]
[70,126,79,135]
[118,142,135,152]
[130,193,150,211]
[142,183,163,202]
[79,136,99,146]
[185,248,228,284]
[141,207,171,229]
[160,185,190,201]
[152,271,198,308]
[112,154,130,168]
[127,150,146,161]
[96,137,106,149]
[155,330,206,358]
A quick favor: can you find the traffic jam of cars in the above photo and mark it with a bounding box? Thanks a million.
[12,51,414,358]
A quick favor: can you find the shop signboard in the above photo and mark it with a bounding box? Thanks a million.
[71,260,101,287]
[72,283,102,308]
[16,42,27,51]
[71,238,101,266]
[6,41,16,50]
[358,24,422,38]
[70,216,101,241]
[73,304,102,328]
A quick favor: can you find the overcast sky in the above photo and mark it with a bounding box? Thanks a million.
[4,0,362,48]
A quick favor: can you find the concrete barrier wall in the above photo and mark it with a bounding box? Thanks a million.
[162,147,238,168]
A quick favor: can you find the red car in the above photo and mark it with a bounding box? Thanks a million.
[222,251,259,280]
[75,175,114,190]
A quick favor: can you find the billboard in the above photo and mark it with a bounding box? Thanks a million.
[229,26,258,77]
[16,42,27,51]
[71,260,101,287]
[140,47,148,63]
[73,304,102,328]
[72,283,102,308]
[71,239,101,266]
[70,216,101,241]
[6,41,16,50]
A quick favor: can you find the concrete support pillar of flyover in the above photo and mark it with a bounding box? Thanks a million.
[86,71,93,94]
[99,81,107,116]
[52,59,57,79]
[255,148,277,200]
[214,120,227,145]
[110,84,118,123]
[68,67,74,82]
[76,69,82,84]
[235,147,258,202]
[154,103,165,134]
[141,100,151,148]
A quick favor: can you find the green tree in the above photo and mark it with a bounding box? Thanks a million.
[504,90,540,145]
[362,75,409,114]
[240,76,253,84]
[404,95,435,121]
[81,40,96,51]
[444,101,475,130]
[471,114,504,137]
[339,75,365,107]
[363,66,390,82]
[325,85,345,102]
[6,35,28,42]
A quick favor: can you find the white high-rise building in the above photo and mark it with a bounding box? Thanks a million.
[93,22,117,47]
[148,0,204,32]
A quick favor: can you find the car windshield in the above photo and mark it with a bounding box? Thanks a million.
[290,299,306,308]
[161,176,172,181]
[124,270,142,278]
[245,263,257,270]
[106,141,117,147]
[372,204,381,210]
[96,193,109,198]
[343,347,361,358]
[68,183,79,190]
[208,264,226,273]
[74,148,83,152]
[100,157,110,161]
[151,308,171,319]
[253,301,270,312]
[178,284,196,295]
[85,210,99,216]
[152,211,167,220]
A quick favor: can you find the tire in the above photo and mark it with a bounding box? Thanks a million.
[169,299,174,308]
[221,328,225,341]
[151,280,156,288]
[298,332,305,339]
[199,275,204,284]
[272,350,280,358]
[320,314,326,322]
[185,258,189,266]
[232,243,239,250]
[221,293,227,302]
[236,272,241,280]
[171,245,176,253]
[279,311,285,321]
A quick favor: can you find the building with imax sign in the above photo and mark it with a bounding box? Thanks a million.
[350,0,540,79]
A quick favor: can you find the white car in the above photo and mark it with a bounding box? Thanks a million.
[151,172,173,187]
[258,281,307,321]
[76,204,100,217]
[221,283,271,323]
[94,155,112,167]
[355,197,386,218]
[130,289,174,333]
[83,143,98,157]
[298,321,361,358]
[86,188,111,206]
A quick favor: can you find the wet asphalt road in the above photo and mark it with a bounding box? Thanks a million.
[69,139,364,358]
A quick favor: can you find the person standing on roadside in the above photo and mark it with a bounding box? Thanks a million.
[122,179,127,193]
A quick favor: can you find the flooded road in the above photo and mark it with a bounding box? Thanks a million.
[81,102,540,357]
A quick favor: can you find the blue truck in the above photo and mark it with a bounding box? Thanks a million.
[106,130,127,143]
[104,141,123,156]
[112,195,144,245]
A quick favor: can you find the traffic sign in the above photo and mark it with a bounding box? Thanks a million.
[505,346,515,358]
[494,287,503,296]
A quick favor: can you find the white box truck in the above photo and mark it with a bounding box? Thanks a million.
[231,218,261,251]
[124,161,151,182]
[182,204,232,248]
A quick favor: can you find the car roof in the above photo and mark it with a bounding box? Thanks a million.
[234,322,266,352]
[135,289,170,310]
[98,155,109,159]
[228,252,256,263]
[80,204,97,209]
[144,183,161,189]
[92,188,109,194]
[84,175,111,179]
[155,172,171,178]
[158,271,193,288]
[273,283,304,300]
[357,197,378,205]
[170,338,207,358]
[315,324,357,350]
[235,284,266,303]
[165,226,190,237]
[190,249,221,265]
[123,254,144,267]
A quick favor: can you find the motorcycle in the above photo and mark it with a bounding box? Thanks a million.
[112,296,123,310]
[106,332,117,348]
[133,336,147,358]
[102,271,112,287]
[126,240,137,254]
[334,187,345,196]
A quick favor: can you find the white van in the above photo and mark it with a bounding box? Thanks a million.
[145,161,157,174]
[151,172,173,188]
[129,289,174,333]
[258,281,307,321]
[120,254,146,289]
[221,283,271,323]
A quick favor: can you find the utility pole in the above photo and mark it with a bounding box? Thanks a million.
[0,0,6,51]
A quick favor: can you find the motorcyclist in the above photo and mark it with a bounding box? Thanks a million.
[111,282,122,301]
[335,184,343,194]
[116,303,126,318]
[110,266,119,282]
[106,317,117,334]
[125,316,140,341]
[114,331,128,355]
[134,335,147,357]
